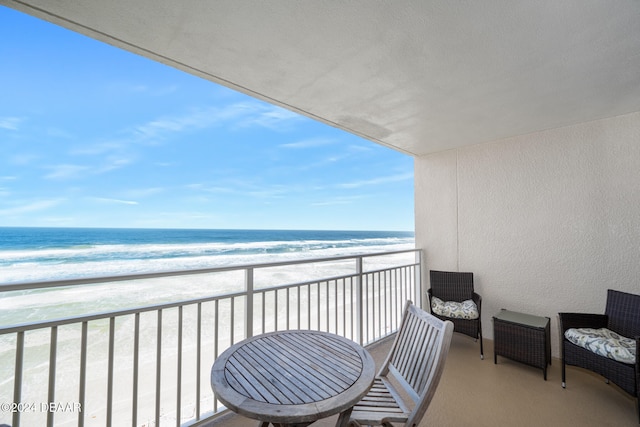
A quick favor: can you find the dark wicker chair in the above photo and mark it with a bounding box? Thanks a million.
[559,289,640,423]
[427,270,483,359]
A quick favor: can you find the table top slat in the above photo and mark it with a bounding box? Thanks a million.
[244,339,325,402]
[271,333,357,391]
[231,348,301,404]
[281,333,360,378]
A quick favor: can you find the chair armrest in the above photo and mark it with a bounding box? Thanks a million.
[426,289,433,313]
[558,312,608,334]
[635,338,640,379]
[472,292,482,313]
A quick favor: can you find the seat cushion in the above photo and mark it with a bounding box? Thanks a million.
[564,327,636,364]
[430,296,479,320]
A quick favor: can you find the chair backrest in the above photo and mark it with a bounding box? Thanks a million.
[605,289,640,339]
[430,270,474,302]
[379,301,454,427]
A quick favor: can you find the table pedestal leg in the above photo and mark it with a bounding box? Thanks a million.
[335,407,354,427]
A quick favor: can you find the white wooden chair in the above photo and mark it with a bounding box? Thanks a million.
[348,301,454,427]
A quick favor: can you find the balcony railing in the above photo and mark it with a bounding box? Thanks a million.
[0,249,421,427]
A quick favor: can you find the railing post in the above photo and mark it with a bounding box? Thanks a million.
[13,331,24,427]
[355,256,363,346]
[246,267,254,339]
[415,250,423,309]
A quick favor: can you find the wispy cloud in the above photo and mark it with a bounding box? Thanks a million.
[46,127,74,139]
[337,172,413,189]
[107,82,179,97]
[44,164,91,180]
[43,157,133,180]
[71,101,302,162]
[186,180,293,200]
[311,195,367,206]
[94,157,133,173]
[239,105,301,130]
[279,137,336,149]
[186,183,236,194]
[9,153,39,166]
[285,142,373,171]
[71,141,125,156]
[133,105,230,140]
[121,187,165,198]
[247,185,289,199]
[89,197,139,205]
[0,117,23,131]
[346,144,372,153]
[0,199,64,216]
[133,101,294,141]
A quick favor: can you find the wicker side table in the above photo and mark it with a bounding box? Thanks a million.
[493,309,551,380]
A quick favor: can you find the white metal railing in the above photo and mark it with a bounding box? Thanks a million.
[0,249,421,427]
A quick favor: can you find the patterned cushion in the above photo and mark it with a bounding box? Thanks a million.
[430,296,479,320]
[564,327,636,364]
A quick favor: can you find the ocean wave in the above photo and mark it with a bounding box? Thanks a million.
[0,237,413,262]
[0,239,414,284]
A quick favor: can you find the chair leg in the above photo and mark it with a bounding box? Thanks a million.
[561,360,566,388]
[479,329,484,360]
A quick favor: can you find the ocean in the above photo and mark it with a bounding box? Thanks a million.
[0,227,414,284]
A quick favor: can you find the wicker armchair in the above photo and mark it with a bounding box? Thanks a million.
[427,270,483,359]
[559,289,640,423]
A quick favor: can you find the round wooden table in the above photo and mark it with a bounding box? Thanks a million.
[211,330,375,427]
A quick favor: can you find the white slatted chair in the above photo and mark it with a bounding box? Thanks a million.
[348,301,454,427]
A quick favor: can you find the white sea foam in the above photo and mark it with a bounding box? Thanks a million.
[0,238,413,284]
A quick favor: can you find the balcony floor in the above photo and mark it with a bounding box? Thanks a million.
[207,333,637,426]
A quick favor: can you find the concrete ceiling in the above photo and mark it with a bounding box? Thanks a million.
[3,0,640,156]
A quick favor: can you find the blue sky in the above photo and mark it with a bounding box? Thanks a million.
[0,7,414,231]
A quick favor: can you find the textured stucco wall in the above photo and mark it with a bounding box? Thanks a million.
[415,111,640,357]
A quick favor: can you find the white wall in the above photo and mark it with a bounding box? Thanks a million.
[415,111,640,357]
